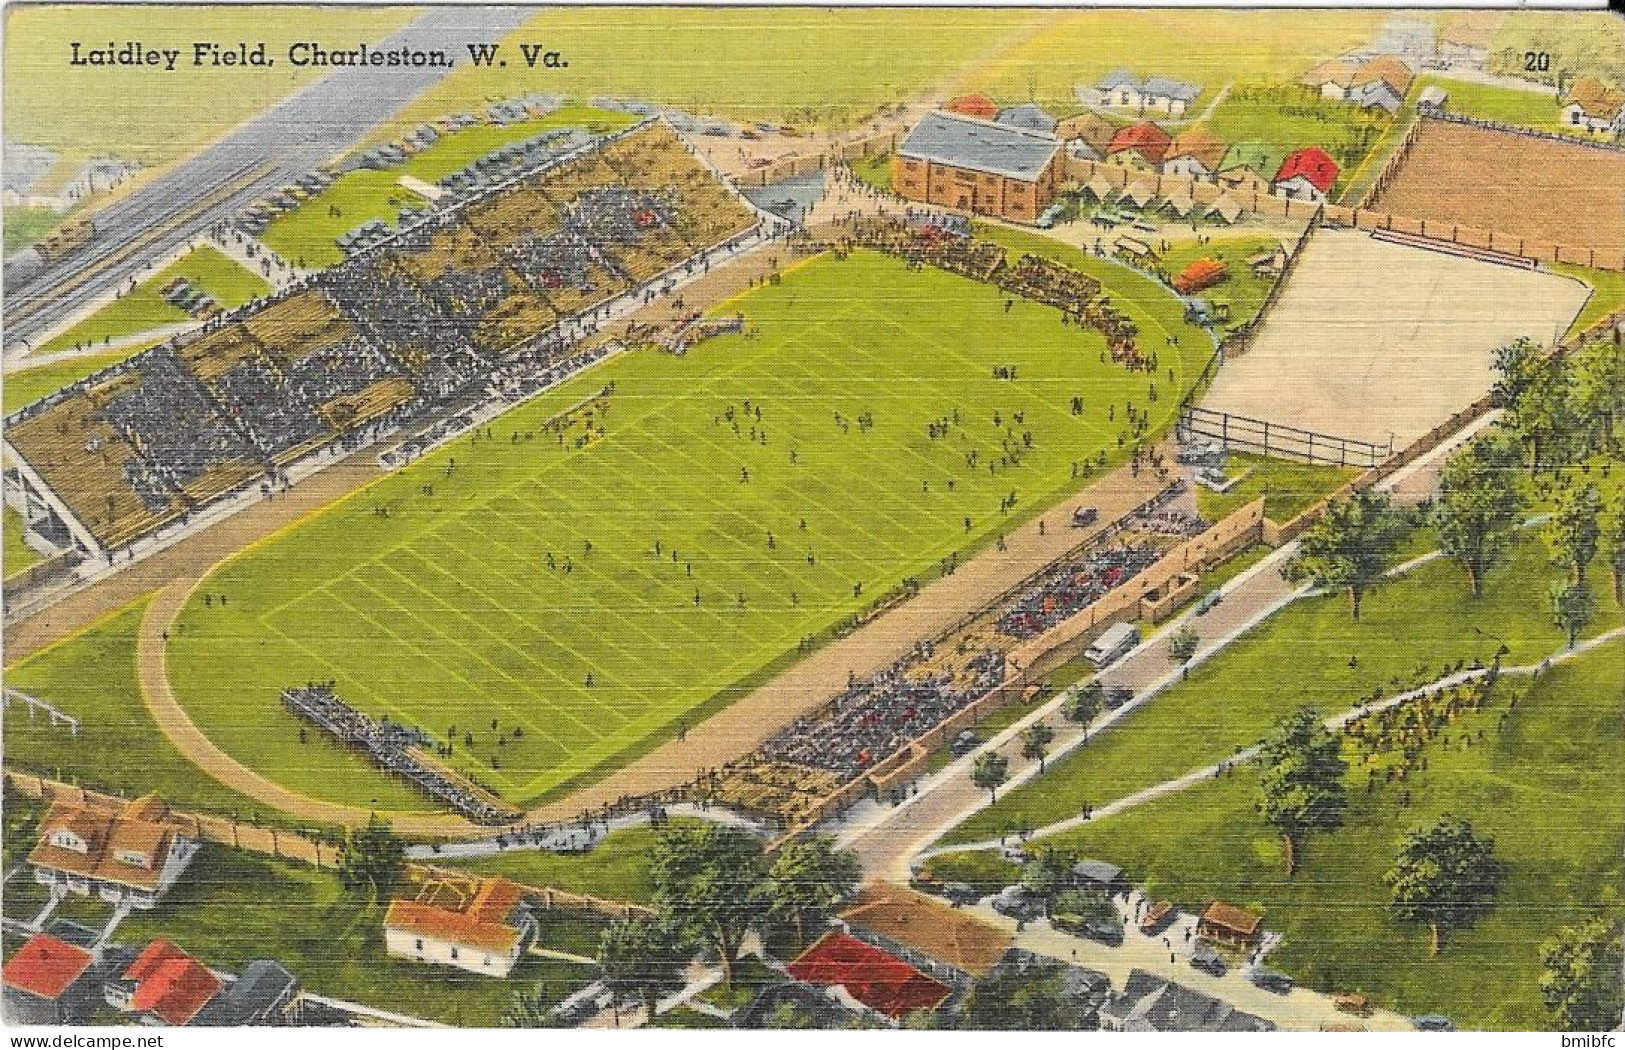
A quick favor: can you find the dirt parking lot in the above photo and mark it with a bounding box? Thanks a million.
[1200,228,1590,448]
[1371,119,1625,258]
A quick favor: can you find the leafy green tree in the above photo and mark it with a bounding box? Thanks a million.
[1491,336,1543,409]
[1283,489,1406,621]
[651,823,767,987]
[1020,722,1056,772]
[1550,580,1595,650]
[1539,917,1624,1031]
[1546,482,1603,585]
[336,813,404,900]
[1063,680,1104,728]
[1574,336,1625,448]
[1385,815,1505,956]
[971,751,1010,802]
[1019,847,1073,908]
[763,834,861,946]
[1504,354,1582,477]
[1255,707,1347,878]
[1434,437,1525,597]
[1605,490,1625,605]
[599,918,690,1016]
[500,988,554,1027]
[957,960,1092,1029]
[1168,626,1200,665]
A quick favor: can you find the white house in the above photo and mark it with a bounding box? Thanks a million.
[1081,72,1200,117]
[1161,129,1228,181]
[1560,77,1625,135]
[384,872,538,977]
[29,796,196,910]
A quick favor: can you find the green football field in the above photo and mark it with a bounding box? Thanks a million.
[166,248,1210,809]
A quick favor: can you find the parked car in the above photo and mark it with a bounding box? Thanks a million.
[1245,966,1293,994]
[1079,919,1124,947]
[1410,1015,1456,1032]
[1190,947,1227,977]
[1139,900,1176,935]
[991,884,1041,920]
[944,883,984,907]
[1194,590,1223,616]
[1071,506,1100,528]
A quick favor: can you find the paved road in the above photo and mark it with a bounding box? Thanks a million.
[4,6,530,348]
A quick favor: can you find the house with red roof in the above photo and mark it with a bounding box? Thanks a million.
[1106,121,1173,170]
[944,94,999,121]
[104,939,222,1026]
[384,870,537,977]
[3,934,100,1024]
[1273,147,1340,203]
[786,931,952,1019]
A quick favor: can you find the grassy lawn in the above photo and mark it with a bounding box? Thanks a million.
[261,106,639,269]
[3,205,74,252]
[444,822,687,903]
[955,10,1381,117]
[1006,639,1625,1030]
[165,248,1209,812]
[1549,262,1625,338]
[1195,453,1363,524]
[116,845,595,1025]
[919,850,1020,895]
[1,598,421,819]
[941,534,1623,845]
[850,151,894,195]
[1197,83,1392,191]
[37,246,270,355]
[1418,74,1569,135]
[3,6,413,178]
[1156,236,1284,330]
[4,506,42,576]
[3,341,163,414]
[384,8,1036,135]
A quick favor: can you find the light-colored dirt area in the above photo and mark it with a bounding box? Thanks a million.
[1199,228,1589,448]
[1370,119,1625,256]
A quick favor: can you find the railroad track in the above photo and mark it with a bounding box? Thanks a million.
[6,160,275,333]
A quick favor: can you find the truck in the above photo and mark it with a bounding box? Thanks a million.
[1083,623,1140,668]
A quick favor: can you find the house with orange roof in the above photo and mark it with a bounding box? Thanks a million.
[1161,128,1229,181]
[383,870,538,977]
[1561,77,1625,135]
[104,939,222,1026]
[1106,121,1173,170]
[28,794,197,910]
[3,934,101,1024]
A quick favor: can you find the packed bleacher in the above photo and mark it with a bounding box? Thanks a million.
[281,683,518,825]
[996,543,1162,640]
[5,121,761,552]
[995,254,1101,317]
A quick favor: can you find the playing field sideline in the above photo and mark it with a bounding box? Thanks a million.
[165,248,1210,809]
[1199,229,1589,449]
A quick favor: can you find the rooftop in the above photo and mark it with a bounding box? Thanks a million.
[841,884,1012,977]
[384,870,530,955]
[900,110,1061,182]
[786,932,951,1018]
[3,934,95,1001]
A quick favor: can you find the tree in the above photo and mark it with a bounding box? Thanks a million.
[650,823,767,987]
[1549,580,1595,650]
[1490,336,1543,410]
[336,813,404,900]
[1545,482,1603,585]
[1605,490,1625,605]
[1539,917,1624,1031]
[1019,847,1073,909]
[1255,707,1347,878]
[1283,489,1406,621]
[1063,680,1104,728]
[1434,437,1525,597]
[1168,626,1200,665]
[1504,352,1582,477]
[1020,722,1056,773]
[972,752,1010,802]
[957,960,1092,1029]
[1574,335,1625,448]
[1385,815,1505,956]
[763,834,861,947]
[598,918,689,1017]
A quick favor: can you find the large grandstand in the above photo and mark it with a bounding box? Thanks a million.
[3,120,762,553]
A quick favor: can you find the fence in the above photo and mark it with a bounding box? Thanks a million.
[1430,110,1625,156]
[1179,406,1393,468]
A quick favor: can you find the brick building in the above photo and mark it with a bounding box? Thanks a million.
[892,110,1062,224]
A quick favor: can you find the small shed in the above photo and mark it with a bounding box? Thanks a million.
[1173,258,1229,295]
[1120,180,1158,209]
[1161,190,1194,218]
[1204,194,1245,225]
[1197,901,1263,949]
[1083,175,1118,203]
[1072,859,1129,896]
[1113,235,1155,262]
[1418,85,1449,114]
